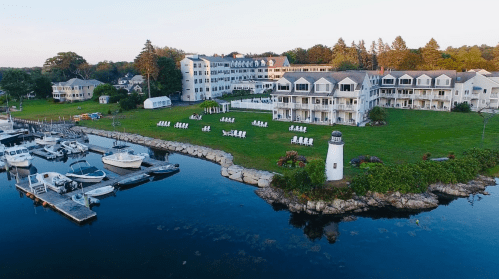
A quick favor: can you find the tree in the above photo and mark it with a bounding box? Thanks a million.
[451,102,471,113]
[368,106,387,123]
[331,38,358,69]
[457,46,487,70]
[307,44,332,64]
[155,46,185,69]
[43,52,88,80]
[93,84,118,99]
[399,49,423,70]
[282,50,297,64]
[32,75,53,99]
[477,105,497,148]
[368,41,378,70]
[151,57,182,97]
[390,36,409,69]
[134,40,159,99]
[357,40,370,70]
[421,38,443,70]
[0,69,33,101]
[293,48,309,64]
[492,43,499,70]
[305,159,326,187]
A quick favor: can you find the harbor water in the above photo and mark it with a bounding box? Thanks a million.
[1,135,498,278]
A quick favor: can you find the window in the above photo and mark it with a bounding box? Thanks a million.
[296,84,309,91]
[465,90,469,95]
[438,91,444,96]
[455,90,459,95]
[484,89,487,94]
[399,79,411,85]
[437,79,440,85]
[340,84,353,91]
[446,79,450,85]
[333,163,337,169]
[278,84,290,91]
[383,79,394,85]
[316,84,330,92]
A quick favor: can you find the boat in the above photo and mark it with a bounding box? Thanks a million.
[149,163,180,175]
[0,132,20,145]
[36,172,78,194]
[85,186,114,197]
[4,145,33,167]
[0,144,5,160]
[66,160,106,183]
[71,193,100,206]
[118,173,150,186]
[102,150,143,169]
[35,132,60,145]
[0,160,5,170]
[44,144,65,157]
[61,140,88,154]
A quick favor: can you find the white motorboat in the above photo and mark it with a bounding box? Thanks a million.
[66,160,106,183]
[72,193,100,206]
[36,172,78,194]
[4,145,33,167]
[149,163,180,175]
[61,140,88,154]
[102,150,143,169]
[44,144,65,157]
[0,144,5,160]
[35,132,60,145]
[0,160,5,169]
[85,186,114,197]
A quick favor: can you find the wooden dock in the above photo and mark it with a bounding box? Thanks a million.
[15,143,173,224]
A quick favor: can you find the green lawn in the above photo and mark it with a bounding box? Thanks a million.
[9,99,499,177]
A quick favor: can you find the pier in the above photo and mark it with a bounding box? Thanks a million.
[15,142,174,224]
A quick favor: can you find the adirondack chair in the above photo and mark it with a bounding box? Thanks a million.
[220,117,225,122]
[198,115,202,120]
[167,121,171,127]
[157,121,162,126]
[185,123,189,129]
[174,122,179,128]
[303,138,309,145]
[222,130,228,136]
[294,126,300,132]
[289,125,294,131]
[252,120,257,125]
[291,136,298,144]
[307,138,314,146]
[233,130,238,137]
[303,127,307,133]
[231,118,235,123]
[264,122,268,127]
[241,131,246,138]
[298,137,304,145]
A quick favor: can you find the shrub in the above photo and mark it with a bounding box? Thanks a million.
[350,155,383,167]
[107,109,112,115]
[305,159,326,187]
[452,102,471,113]
[368,106,387,123]
[463,148,499,172]
[422,152,431,160]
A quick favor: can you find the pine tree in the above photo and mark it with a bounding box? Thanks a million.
[493,43,499,70]
[358,40,370,70]
[134,40,159,99]
[368,41,378,70]
[391,36,409,70]
[421,38,443,70]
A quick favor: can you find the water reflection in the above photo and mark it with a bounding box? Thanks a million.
[288,212,341,244]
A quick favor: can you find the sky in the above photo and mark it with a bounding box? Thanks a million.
[1,0,498,68]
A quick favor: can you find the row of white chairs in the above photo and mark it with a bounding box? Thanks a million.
[252,120,268,127]
[189,115,202,120]
[289,125,307,133]
[174,122,189,129]
[220,117,235,123]
[201,126,211,132]
[291,136,314,146]
[157,121,171,127]
[222,130,246,138]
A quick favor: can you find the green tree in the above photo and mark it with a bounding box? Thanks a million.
[93,83,118,99]
[0,69,33,100]
[293,48,309,64]
[390,36,409,69]
[399,49,423,70]
[305,159,326,187]
[134,40,159,99]
[368,41,378,70]
[32,75,53,99]
[331,38,358,69]
[307,44,332,64]
[421,38,443,70]
[151,57,182,98]
[368,106,387,122]
[357,40,370,69]
[458,46,487,70]
[155,46,185,69]
[493,43,499,70]
[281,50,297,64]
[43,52,88,80]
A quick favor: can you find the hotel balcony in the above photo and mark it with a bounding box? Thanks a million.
[490,94,498,99]
[335,91,359,98]
[335,104,357,111]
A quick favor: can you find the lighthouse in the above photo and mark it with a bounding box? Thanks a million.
[325,131,344,181]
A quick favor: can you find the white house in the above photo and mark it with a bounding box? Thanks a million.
[52,78,103,102]
[144,96,171,109]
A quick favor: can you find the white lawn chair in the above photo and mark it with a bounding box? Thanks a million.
[291,136,298,144]
[220,117,224,122]
[298,137,304,145]
[222,130,228,136]
[303,127,307,133]
[307,138,314,146]
[264,122,268,127]
[185,123,189,129]
[252,120,256,125]
[198,115,202,120]
[231,118,235,123]
[303,138,309,145]
[237,131,243,138]
[174,122,179,128]
[289,125,294,131]
[293,126,299,132]
[233,130,238,137]
[167,121,171,127]
[241,131,246,138]
[207,126,211,132]
[189,115,194,120]
[157,121,162,127]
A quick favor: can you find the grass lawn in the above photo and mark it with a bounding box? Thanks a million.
[9,99,499,177]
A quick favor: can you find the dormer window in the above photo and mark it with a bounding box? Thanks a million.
[296,84,309,91]
[315,83,330,92]
[399,79,412,85]
[383,79,394,85]
[278,84,290,91]
[340,84,354,91]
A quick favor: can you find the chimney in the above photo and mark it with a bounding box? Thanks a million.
[222,54,224,58]
[233,54,236,59]
[380,66,384,75]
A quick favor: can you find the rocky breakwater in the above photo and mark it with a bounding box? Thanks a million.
[256,175,497,215]
[70,127,274,187]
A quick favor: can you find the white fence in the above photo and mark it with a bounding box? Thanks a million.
[231,100,273,111]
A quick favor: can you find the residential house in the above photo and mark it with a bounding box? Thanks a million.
[52,78,103,102]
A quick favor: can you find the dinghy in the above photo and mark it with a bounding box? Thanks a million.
[61,140,88,154]
[35,132,60,145]
[85,186,114,197]
[72,193,100,206]
[118,173,150,186]
[66,160,106,183]
[149,163,180,175]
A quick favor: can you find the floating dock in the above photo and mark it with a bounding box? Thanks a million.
[15,143,173,224]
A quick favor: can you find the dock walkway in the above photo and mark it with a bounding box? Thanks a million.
[15,143,171,224]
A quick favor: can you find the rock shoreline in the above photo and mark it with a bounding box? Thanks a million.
[70,126,275,188]
[255,175,497,215]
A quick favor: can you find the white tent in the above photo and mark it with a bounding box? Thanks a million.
[144,96,172,109]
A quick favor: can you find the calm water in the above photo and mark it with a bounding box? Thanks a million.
[1,135,498,279]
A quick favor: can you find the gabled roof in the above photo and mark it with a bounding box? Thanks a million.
[54,78,103,87]
[456,72,476,83]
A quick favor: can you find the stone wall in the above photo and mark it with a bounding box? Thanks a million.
[71,126,274,188]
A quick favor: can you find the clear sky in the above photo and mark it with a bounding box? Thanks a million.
[1,0,498,68]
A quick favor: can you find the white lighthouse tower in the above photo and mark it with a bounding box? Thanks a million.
[325,131,344,181]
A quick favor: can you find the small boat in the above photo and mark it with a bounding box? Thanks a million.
[0,132,19,145]
[72,193,100,206]
[118,173,150,186]
[149,163,180,175]
[66,160,106,183]
[36,172,78,194]
[85,186,114,197]
[4,145,33,167]
[0,144,5,160]
[61,140,88,154]
[35,132,60,145]
[102,150,143,169]
[44,144,65,157]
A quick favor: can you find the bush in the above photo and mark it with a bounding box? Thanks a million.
[305,159,326,187]
[350,155,383,167]
[463,148,499,172]
[452,102,471,113]
[368,106,387,123]
[119,93,143,111]
[107,109,111,115]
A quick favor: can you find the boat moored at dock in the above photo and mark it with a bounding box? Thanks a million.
[66,160,106,183]
[102,149,144,169]
[5,145,33,167]
[36,172,78,194]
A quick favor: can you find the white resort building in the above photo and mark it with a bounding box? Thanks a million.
[271,70,499,126]
[180,54,290,101]
[52,78,103,102]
